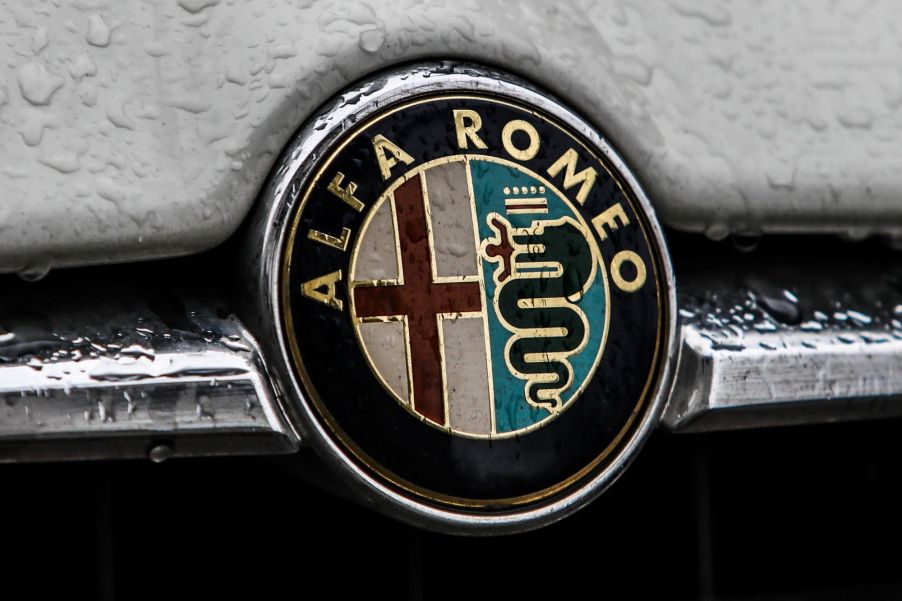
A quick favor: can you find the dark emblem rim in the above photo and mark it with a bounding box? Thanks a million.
[257,62,677,533]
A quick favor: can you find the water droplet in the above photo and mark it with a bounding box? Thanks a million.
[358,28,385,54]
[17,63,64,106]
[220,337,251,352]
[757,294,801,325]
[847,310,872,326]
[32,27,49,54]
[86,15,111,48]
[753,321,778,333]
[18,258,52,282]
[120,344,155,359]
[176,0,221,13]
[148,444,173,463]
[711,341,745,352]
[97,400,113,422]
[704,223,730,241]
[195,395,215,420]
[124,391,135,415]
[730,232,761,253]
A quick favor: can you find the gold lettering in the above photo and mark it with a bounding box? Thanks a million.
[372,134,414,181]
[610,251,646,293]
[501,119,540,161]
[453,109,488,150]
[301,270,344,310]
[591,203,631,241]
[327,173,364,212]
[307,227,351,252]
[547,148,597,205]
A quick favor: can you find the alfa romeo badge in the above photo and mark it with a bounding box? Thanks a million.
[260,63,675,532]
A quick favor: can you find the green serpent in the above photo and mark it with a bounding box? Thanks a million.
[489,216,595,412]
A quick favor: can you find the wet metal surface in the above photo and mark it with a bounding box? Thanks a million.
[664,234,902,431]
[0,259,294,461]
[2,231,900,459]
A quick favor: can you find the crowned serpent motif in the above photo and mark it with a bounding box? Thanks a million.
[482,214,596,413]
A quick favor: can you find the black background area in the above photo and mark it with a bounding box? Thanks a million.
[286,95,664,502]
[6,419,902,600]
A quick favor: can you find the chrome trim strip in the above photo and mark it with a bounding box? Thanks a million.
[664,327,902,432]
[0,270,296,462]
[664,260,902,432]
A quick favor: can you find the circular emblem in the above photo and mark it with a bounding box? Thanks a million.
[268,64,675,531]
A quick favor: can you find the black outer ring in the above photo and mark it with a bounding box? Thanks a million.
[283,95,663,506]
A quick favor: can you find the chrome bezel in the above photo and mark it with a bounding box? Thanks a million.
[250,61,678,534]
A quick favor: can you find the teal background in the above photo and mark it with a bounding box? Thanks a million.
[469,159,606,434]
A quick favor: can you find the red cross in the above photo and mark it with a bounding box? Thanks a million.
[353,174,482,425]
